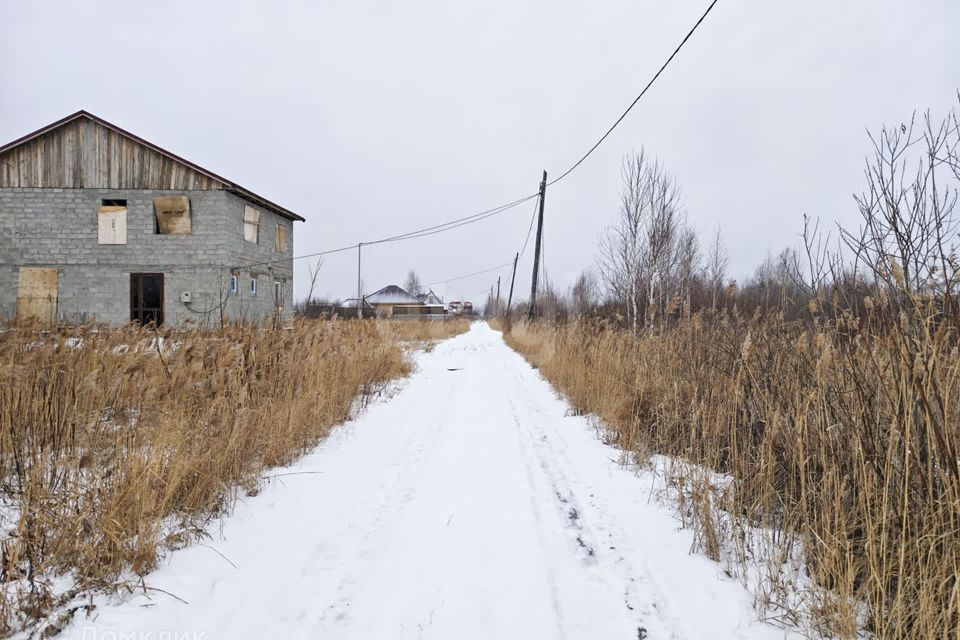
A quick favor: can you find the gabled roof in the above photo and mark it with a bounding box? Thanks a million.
[0,110,305,222]
[417,289,444,305]
[365,285,424,305]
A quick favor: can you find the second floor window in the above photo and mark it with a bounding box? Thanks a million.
[98,199,127,245]
[243,206,260,244]
[275,224,287,252]
[153,196,192,234]
[229,273,239,294]
[250,274,258,296]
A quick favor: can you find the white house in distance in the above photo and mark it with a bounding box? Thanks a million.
[344,285,447,318]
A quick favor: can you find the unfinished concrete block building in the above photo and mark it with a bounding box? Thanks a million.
[0,111,305,327]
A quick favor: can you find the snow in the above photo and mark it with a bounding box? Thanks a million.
[64,322,800,640]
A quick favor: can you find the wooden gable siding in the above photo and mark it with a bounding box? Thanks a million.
[0,118,224,190]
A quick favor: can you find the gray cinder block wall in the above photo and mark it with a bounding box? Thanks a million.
[0,188,294,326]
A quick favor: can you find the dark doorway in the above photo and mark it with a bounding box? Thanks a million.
[130,273,164,326]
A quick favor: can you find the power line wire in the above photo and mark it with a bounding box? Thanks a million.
[367,193,538,247]
[547,0,720,187]
[235,242,359,271]
[518,193,540,259]
[426,188,543,291]
[235,192,537,271]
[426,261,515,287]
[426,189,540,294]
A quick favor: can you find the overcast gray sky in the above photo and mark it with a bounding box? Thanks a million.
[2,1,956,303]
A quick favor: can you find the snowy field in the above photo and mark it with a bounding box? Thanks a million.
[64,322,799,640]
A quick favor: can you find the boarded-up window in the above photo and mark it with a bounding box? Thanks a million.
[275,224,287,252]
[98,200,127,244]
[274,279,283,307]
[16,268,58,324]
[153,196,192,234]
[244,206,260,243]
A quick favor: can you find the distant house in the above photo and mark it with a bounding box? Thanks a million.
[0,110,305,327]
[365,285,446,318]
[447,300,475,316]
[417,289,444,306]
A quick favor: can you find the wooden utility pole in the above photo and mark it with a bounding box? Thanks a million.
[496,276,501,314]
[528,170,547,320]
[506,252,518,314]
[356,242,363,319]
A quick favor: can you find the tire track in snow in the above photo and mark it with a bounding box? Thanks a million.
[311,362,460,632]
[510,406,569,640]
[502,360,688,640]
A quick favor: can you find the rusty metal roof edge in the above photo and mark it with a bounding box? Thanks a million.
[0,110,306,223]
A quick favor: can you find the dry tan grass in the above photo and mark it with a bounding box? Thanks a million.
[503,308,960,639]
[380,317,471,346]
[0,318,468,634]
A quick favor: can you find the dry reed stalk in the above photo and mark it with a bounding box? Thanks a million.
[380,318,471,346]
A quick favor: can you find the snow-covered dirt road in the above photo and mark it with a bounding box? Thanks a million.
[69,322,794,640]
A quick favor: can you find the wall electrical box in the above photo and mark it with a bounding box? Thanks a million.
[180,291,192,304]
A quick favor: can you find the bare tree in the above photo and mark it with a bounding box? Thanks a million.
[305,257,324,305]
[673,226,700,321]
[706,227,728,311]
[598,150,684,334]
[787,214,832,298]
[404,270,423,296]
[598,152,647,334]
[945,92,960,183]
[633,153,685,329]
[570,270,597,318]
[841,110,959,313]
